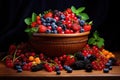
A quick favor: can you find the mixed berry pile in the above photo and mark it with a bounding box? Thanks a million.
[1,43,120,75]
[24,6,92,34]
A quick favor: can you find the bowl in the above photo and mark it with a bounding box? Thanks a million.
[29,31,90,57]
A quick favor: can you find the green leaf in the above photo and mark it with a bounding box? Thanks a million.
[32,12,37,22]
[93,31,99,39]
[88,37,96,44]
[24,18,32,25]
[88,21,93,25]
[76,7,85,14]
[79,13,89,21]
[24,28,31,32]
[96,41,104,48]
[71,6,77,13]
[31,27,38,32]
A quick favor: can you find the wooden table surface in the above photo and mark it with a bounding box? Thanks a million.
[0,52,120,80]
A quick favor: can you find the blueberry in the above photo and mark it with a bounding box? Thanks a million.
[46,17,52,22]
[67,68,73,73]
[46,29,51,33]
[41,18,46,23]
[103,68,109,73]
[56,71,61,75]
[109,66,112,70]
[43,23,47,26]
[15,65,22,69]
[55,66,60,71]
[52,30,58,34]
[17,68,22,72]
[79,20,85,26]
[105,63,111,68]
[60,14,65,20]
[51,18,56,22]
[80,28,84,33]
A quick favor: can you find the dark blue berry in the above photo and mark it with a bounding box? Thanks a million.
[16,65,22,69]
[67,68,73,73]
[79,20,85,26]
[17,68,22,72]
[56,71,61,75]
[55,66,60,71]
[109,66,112,70]
[105,63,111,68]
[46,29,52,33]
[46,17,52,22]
[103,68,109,73]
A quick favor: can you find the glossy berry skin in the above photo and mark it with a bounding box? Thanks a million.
[103,68,109,73]
[83,24,91,32]
[44,12,53,18]
[56,71,61,75]
[38,25,47,33]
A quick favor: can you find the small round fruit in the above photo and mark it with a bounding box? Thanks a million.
[38,25,47,33]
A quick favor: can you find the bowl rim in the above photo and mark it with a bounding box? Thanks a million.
[32,31,90,37]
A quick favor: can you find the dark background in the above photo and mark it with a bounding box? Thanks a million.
[0,0,120,52]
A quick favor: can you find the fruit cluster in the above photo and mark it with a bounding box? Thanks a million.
[1,42,120,74]
[24,6,92,35]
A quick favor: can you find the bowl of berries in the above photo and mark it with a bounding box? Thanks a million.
[24,6,92,57]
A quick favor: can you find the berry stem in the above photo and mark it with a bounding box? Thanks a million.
[12,46,18,62]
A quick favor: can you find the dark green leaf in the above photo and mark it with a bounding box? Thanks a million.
[93,42,97,45]
[32,12,37,22]
[96,41,104,48]
[88,38,96,44]
[76,7,85,14]
[24,18,32,25]
[24,28,31,32]
[71,6,77,13]
[79,13,89,21]
[93,31,99,39]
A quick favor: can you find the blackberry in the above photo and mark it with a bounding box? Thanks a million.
[71,61,85,70]
[84,57,91,65]
[109,57,117,65]
[87,54,96,62]
[85,64,93,72]
[31,63,43,72]
[74,52,84,61]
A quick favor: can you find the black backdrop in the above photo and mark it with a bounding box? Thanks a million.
[0,0,120,52]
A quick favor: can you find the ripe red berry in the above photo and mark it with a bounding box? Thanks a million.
[44,12,53,18]
[83,24,91,32]
[38,25,47,33]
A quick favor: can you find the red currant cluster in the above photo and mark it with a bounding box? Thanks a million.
[1,43,120,74]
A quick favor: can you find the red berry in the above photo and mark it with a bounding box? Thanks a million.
[44,12,53,18]
[72,23,81,31]
[57,26,62,33]
[84,24,91,32]
[66,8,72,14]
[38,25,47,33]
[36,16,40,20]
[31,22,37,27]
[65,29,70,34]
